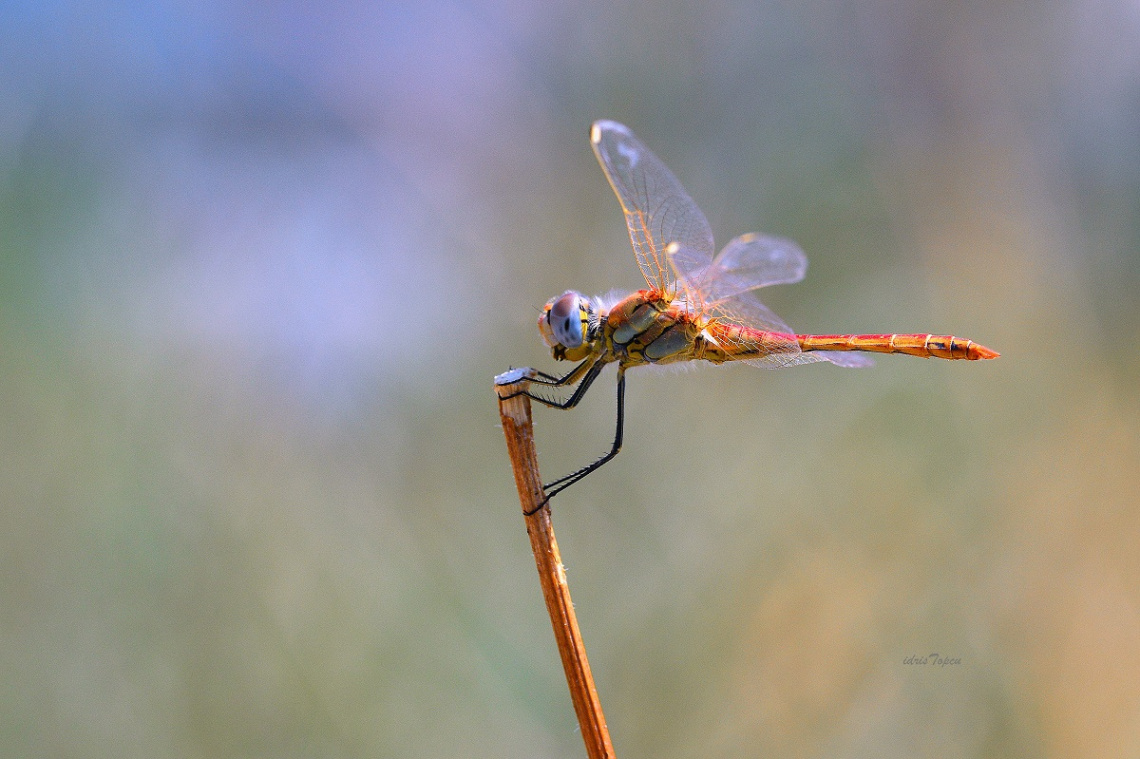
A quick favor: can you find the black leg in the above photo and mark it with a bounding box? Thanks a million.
[509,360,606,412]
[527,361,590,387]
[499,358,601,408]
[526,368,627,515]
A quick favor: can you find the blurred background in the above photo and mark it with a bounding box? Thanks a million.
[2,1,1137,757]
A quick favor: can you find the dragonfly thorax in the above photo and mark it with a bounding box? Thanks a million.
[539,290,600,361]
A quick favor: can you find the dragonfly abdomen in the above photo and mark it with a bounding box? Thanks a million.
[797,333,999,360]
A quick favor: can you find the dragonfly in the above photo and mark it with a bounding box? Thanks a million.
[505,120,998,512]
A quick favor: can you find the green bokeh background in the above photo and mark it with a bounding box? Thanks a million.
[3,2,1138,757]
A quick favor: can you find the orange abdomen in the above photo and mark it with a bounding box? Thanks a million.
[797,333,999,360]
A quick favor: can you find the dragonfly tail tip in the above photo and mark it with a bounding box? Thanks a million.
[971,343,1000,360]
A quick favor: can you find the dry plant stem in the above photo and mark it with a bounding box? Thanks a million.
[495,375,616,759]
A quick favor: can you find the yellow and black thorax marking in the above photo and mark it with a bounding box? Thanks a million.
[602,291,701,366]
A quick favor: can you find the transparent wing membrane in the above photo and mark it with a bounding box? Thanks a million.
[665,226,872,369]
[694,233,807,303]
[813,351,875,368]
[690,249,874,369]
[591,121,715,293]
[707,287,797,336]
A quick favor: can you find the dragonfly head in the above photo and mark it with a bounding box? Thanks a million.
[539,290,597,361]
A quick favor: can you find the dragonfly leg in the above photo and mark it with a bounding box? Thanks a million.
[502,359,605,411]
[526,368,626,515]
[527,362,588,387]
[499,358,592,405]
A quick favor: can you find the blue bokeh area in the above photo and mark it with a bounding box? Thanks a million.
[2,2,1139,758]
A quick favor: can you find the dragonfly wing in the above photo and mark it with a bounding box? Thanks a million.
[811,351,875,368]
[705,289,800,368]
[591,121,715,293]
[745,350,873,368]
[709,286,797,335]
[698,233,808,304]
[707,276,874,370]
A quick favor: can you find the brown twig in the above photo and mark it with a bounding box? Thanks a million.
[495,370,616,759]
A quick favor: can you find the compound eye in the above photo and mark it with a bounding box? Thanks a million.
[549,292,584,348]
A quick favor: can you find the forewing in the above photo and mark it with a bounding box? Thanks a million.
[591,120,715,293]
